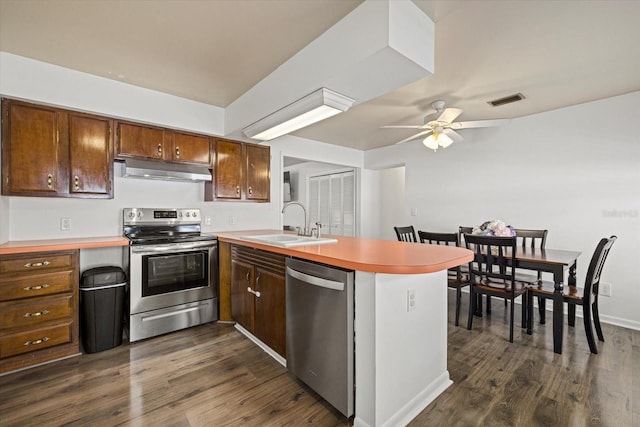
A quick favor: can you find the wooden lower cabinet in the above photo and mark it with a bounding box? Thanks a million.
[230,245,286,357]
[0,250,80,373]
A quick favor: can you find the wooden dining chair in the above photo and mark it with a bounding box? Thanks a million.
[464,234,527,343]
[418,231,470,326]
[527,236,616,354]
[394,226,418,243]
[513,228,548,320]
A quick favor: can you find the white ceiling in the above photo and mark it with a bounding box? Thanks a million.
[1,0,639,151]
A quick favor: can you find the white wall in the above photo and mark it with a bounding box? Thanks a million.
[365,91,640,329]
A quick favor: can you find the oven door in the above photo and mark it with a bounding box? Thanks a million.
[129,241,217,315]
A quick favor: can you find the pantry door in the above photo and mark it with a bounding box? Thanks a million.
[308,170,355,237]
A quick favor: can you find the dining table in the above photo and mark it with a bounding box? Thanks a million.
[513,247,582,354]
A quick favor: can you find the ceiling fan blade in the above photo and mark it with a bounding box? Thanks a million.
[450,119,511,129]
[442,128,463,142]
[394,129,433,145]
[437,108,463,124]
[381,124,428,129]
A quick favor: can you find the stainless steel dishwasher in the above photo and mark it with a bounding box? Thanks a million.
[285,257,355,418]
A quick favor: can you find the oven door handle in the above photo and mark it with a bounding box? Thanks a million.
[131,242,216,254]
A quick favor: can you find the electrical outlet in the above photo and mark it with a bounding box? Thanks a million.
[204,216,212,225]
[410,207,418,216]
[228,216,236,225]
[60,217,71,231]
[599,282,612,297]
[407,289,416,312]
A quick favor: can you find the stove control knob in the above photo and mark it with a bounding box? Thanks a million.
[186,212,191,218]
[178,212,182,218]
[192,211,198,218]
[128,211,135,219]
[137,211,143,219]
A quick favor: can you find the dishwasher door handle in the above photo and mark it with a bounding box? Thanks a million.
[286,266,344,291]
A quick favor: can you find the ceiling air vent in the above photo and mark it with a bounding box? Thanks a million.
[488,93,525,107]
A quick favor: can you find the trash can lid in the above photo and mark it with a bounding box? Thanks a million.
[81,266,127,288]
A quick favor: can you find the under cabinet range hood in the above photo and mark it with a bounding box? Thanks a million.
[123,159,212,182]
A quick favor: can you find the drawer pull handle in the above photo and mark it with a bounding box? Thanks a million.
[236,185,240,195]
[175,146,180,158]
[24,337,50,346]
[24,310,50,318]
[74,175,80,190]
[157,144,163,156]
[247,287,261,298]
[23,284,50,291]
[24,261,51,268]
[47,173,53,188]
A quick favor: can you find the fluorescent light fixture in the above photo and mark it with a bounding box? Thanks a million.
[242,88,355,141]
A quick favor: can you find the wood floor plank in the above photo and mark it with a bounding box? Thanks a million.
[0,292,637,426]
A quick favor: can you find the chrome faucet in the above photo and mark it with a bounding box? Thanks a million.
[282,201,309,236]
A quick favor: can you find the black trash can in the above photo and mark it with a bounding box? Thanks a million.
[80,266,127,354]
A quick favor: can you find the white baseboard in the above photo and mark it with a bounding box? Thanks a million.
[234,323,286,367]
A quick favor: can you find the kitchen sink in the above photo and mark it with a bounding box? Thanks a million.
[240,234,338,247]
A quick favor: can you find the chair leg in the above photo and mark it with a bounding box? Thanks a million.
[455,287,462,326]
[486,295,492,314]
[527,292,534,335]
[592,301,605,342]
[568,304,576,327]
[509,296,515,343]
[538,296,546,324]
[467,288,475,331]
[583,305,598,354]
[474,293,483,317]
[521,295,527,329]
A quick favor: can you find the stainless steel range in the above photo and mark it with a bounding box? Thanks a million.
[123,208,218,342]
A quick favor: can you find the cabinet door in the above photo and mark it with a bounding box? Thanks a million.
[253,267,286,357]
[116,122,167,160]
[214,139,243,199]
[245,144,270,201]
[171,132,211,165]
[2,101,65,195]
[68,113,113,197]
[230,259,254,331]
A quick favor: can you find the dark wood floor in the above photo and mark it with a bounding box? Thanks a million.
[1,291,638,426]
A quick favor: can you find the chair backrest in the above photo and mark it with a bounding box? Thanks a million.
[464,234,517,293]
[418,230,459,246]
[584,236,616,302]
[514,228,548,249]
[394,225,417,243]
[458,226,474,246]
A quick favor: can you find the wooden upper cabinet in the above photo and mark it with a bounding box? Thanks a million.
[116,122,212,165]
[212,139,243,200]
[68,113,113,196]
[206,138,270,202]
[2,101,63,194]
[115,122,166,161]
[170,131,211,165]
[245,144,270,201]
[1,99,113,198]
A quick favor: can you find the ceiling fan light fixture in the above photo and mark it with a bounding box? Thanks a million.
[423,130,453,151]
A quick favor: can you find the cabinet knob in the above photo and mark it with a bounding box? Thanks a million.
[74,175,80,190]
[236,186,241,195]
[157,144,163,156]
[47,173,53,188]
[248,186,253,196]
[175,146,180,158]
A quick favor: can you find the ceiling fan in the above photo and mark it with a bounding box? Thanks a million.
[382,100,510,150]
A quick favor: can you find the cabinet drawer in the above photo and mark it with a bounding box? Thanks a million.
[0,322,73,358]
[0,271,74,302]
[0,253,75,274]
[1,295,73,330]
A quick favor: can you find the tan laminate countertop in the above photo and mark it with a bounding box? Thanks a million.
[0,236,130,255]
[216,230,473,274]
